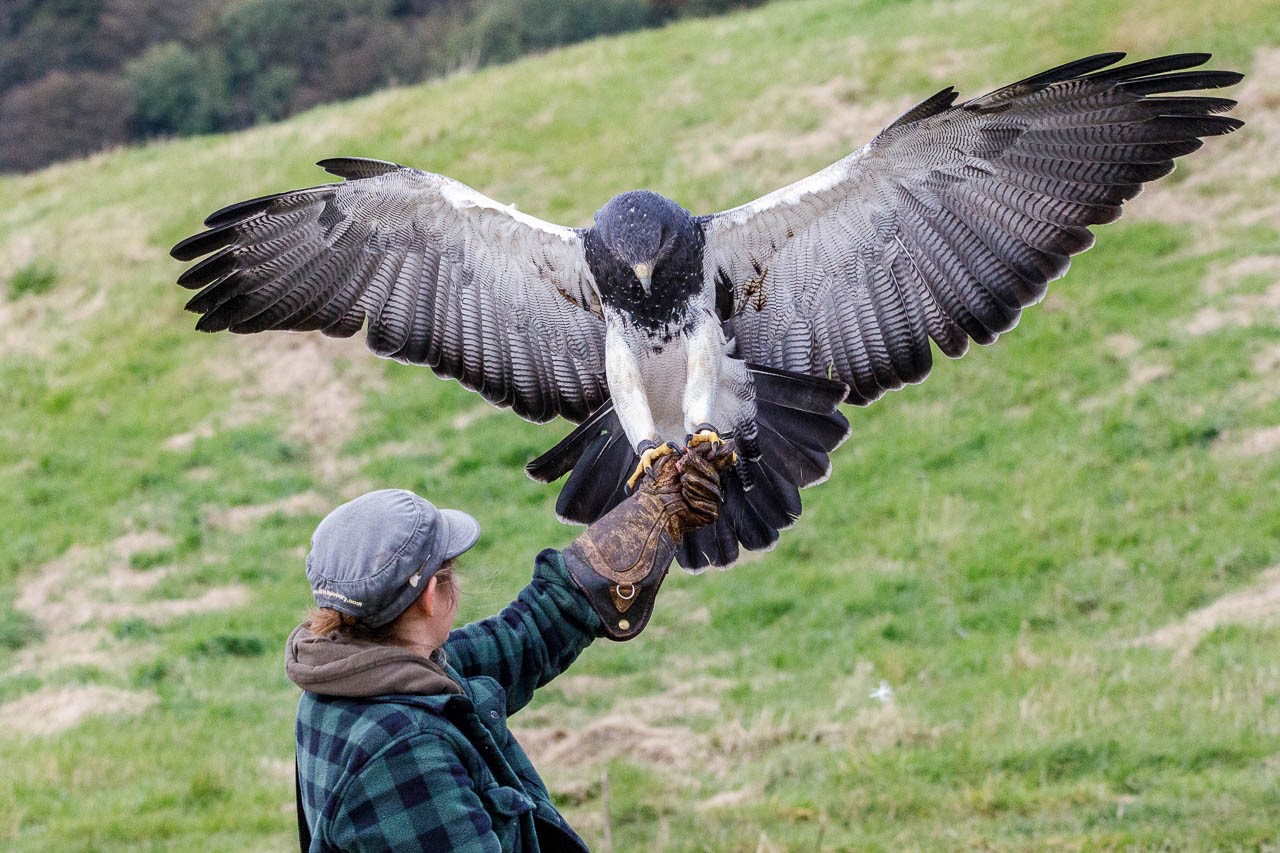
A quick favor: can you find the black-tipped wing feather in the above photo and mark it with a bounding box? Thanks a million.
[701,53,1242,406]
[173,158,609,424]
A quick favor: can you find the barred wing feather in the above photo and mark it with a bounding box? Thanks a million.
[700,53,1243,405]
[172,158,608,424]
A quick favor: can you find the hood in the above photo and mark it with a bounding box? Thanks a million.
[285,622,462,698]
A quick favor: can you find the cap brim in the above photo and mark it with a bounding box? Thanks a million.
[438,508,481,560]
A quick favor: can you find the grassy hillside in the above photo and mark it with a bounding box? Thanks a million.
[2,0,1278,848]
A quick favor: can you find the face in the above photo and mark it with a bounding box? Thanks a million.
[593,190,693,295]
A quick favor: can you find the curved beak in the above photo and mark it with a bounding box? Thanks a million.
[632,263,652,295]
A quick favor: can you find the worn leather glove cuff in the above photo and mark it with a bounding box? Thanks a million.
[564,533,671,641]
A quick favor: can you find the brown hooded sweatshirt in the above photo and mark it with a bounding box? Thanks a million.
[284,623,462,698]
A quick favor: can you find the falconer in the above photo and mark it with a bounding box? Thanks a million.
[286,443,732,851]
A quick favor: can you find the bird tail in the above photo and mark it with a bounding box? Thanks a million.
[526,366,849,570]
[676,366,850,571]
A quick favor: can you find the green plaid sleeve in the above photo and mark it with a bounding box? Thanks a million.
[329,732,506,853]
[445,548,603,714]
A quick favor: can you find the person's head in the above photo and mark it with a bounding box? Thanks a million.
[303,489,479,648]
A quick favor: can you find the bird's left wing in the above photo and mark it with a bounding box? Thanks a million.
[173,158,608,424]
[699,53,1242,405]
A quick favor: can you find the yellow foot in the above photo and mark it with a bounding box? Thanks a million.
[626,441,677,491]
[687,425,738,464]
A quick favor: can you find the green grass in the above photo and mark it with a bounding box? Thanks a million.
[6,260,57,299]
[1,0,1279,849]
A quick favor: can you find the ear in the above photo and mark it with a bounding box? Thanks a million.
[419,575,439,618]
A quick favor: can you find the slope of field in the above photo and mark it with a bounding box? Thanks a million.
[1,0,1278,848]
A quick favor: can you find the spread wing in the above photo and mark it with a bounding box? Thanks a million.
[172,158,608,424]
[700,53,1243,405]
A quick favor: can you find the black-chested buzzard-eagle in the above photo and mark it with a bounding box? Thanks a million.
[172,53,1242,569]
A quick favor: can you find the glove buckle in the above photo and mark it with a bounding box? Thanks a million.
[610,581,638,614]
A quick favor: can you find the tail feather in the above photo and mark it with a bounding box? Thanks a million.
[724,473,779,550]
[746,457,803,527]
[755,406,836,487]
[677,451,807,570]
[555,426,635,524]
[757,398,852,456]
[525,401,636,525]
[526,402,621,484]
[677,366,847,570]
[678,500,742,571]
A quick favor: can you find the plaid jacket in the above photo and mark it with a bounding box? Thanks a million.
[295,548,602,852]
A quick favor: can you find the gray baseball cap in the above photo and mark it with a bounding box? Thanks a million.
[305,489,480,628]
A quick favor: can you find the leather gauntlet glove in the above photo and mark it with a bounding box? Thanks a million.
[564,441,734,640]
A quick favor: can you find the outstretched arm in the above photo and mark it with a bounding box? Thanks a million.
[444,442,734,713]
[444,549,602,716]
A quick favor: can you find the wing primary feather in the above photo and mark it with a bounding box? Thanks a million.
[289,244,384,333]
[1011,52,1128,88]
[176,246,238,288]
[896,200,1003,343]
[202,186,331,229]
[265,218,377,331]
[1117,70,1244,95]
[223,210,364,333]
[370,223,426,358]
[171,222,240,262]
[1079,52,1211,83]
[890,238,963,360]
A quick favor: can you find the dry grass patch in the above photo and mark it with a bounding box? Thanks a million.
[1124,361,1173,392]
[1253,343,1280,376]
[203,491,330,533]
[10,531,247,678]
[1105,333,1144,359]
[0,685,157,737]
[1133,565,1280,659]
[1215,424,1280,457]
[696,785,762,812]
[1184,279,1280,336]
[1203,255,1280,296]
[179,331,384,485]
[516,714,702,771]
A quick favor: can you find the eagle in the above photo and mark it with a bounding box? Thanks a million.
[172,52,1242,570]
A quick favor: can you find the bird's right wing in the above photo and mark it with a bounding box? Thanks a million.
[700,53,1243,406]
[173,158,608,424]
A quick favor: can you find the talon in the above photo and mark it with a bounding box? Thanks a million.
[625,441,678,491]
[686,425,738,464]
[687,423,723,449]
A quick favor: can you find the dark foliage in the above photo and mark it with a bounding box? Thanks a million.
[0,0,768,173]
[0,70,134,171]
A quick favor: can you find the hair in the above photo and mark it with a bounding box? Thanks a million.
[306,558,459,643]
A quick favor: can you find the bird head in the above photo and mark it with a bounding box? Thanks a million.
[593,191,696,297]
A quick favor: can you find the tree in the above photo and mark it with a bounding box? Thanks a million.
[461,0,648,68]
[0,0,106,93]
[95,0,220,61]
[0,71,133,173]
[125,42,230,137]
